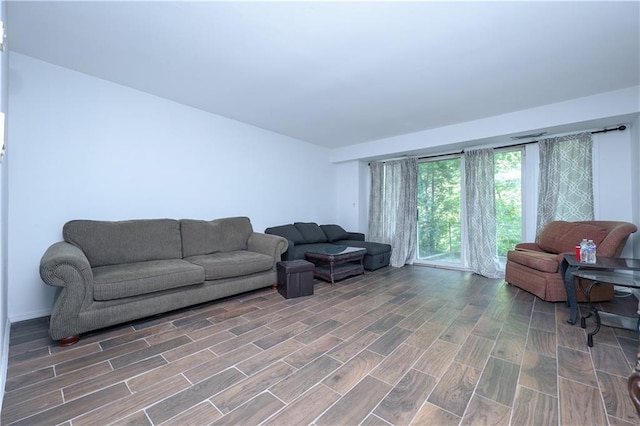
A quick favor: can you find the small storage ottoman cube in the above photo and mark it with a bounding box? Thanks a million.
[277,260,314,299]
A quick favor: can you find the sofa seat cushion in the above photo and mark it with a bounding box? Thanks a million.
[186,251,274,280]
[93,260,205,301]
[335,240,391,256]
[507,249,559,273]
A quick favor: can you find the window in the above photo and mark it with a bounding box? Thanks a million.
[416,156,462,266]
[494,149,523,259]
[416,148,523,268]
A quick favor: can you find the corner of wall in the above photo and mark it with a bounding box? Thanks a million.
[631,114,640,258]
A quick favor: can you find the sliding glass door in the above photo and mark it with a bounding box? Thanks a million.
[416,148,522,268]
[494,149,523,260]
[417,156,463,266]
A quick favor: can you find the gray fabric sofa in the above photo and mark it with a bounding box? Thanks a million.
[39,216,288,345]
[265,222,391,271]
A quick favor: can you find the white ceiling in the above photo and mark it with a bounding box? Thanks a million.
[6,1,640,149]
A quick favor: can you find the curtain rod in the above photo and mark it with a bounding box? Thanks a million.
[415,125,627,161]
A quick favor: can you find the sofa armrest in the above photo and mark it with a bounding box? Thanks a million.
[39,241,95,340]
[347,232,365,241]
[248,232,288,262]
[40,241,93,289]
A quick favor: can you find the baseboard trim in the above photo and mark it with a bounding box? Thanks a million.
[8,308,51,323]
[0,317,11,415]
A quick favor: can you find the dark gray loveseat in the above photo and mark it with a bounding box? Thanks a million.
[265,222,391,271]
[40,216,287,345]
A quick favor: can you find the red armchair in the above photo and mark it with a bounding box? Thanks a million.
[505,220,637,302]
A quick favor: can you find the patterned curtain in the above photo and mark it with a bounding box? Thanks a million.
[464,148,504,278]
[368,158,418,267]
[537,132,594,235]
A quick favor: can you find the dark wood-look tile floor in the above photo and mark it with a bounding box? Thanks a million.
[3,266,640,425]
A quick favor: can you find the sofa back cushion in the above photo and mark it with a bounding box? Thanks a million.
[64,219,182,267]
[537,221,608,254]
[264,224,305,244]
[320,224,350,242]
[294,222,327,243]
[181,216,253,258]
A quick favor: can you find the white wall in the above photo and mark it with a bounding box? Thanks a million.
[331,86,640,164]
[631,115,640,258]
[593,128,636,257]
[7,53,336,321]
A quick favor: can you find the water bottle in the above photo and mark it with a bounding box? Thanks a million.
[580,239,588,263]
[587,239,597,264]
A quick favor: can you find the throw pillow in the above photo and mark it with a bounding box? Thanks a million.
[294,222,328,243]
[264,224,305,244]
[320,224,350,242]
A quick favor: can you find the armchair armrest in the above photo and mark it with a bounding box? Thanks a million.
[248,233,288,262]
[514,243,544,252]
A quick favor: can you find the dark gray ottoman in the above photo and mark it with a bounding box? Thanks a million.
[277,260,314,298]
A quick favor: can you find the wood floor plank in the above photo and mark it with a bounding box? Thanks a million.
[597,370,640,423]
[14,383,131,426]
[370,343,424,385]
[558,377,608,426]
[252,322,308,350]
[491,330,526,364]
[323,349,385,394]
[591,342,635,377]
[410,402,461,425]
[269,354,342,403]
[63,355,166,401]
[366,326,413,356]
[160,401,222,426]
[183,344,262,384]
[263,384,341,426]
[236,338,305,376]
[127,349,216,392]
[211,392,285,426]
[283,333,343,369]
[327,329,379,363]
[460,394,512,425]
[3,265,638,426]
[210,361,295,414]
[427,361,481,417]
[373,369,437,424]
[74,375,190,426]
[519,350,558,396]
[526,328,557,358]
[413,339,460,378]
[455,334,495,369]
[511,386,558,426]
[3,361,112,408]
[316,375,392,425]
[557,345,598,387]
[146,368,245,424]
[475,356,520,407]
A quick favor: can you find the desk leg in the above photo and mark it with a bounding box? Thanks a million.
[628,328,640,415]
[561,259,579,325]
[583,280,600,347]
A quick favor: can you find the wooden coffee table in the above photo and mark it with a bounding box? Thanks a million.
[304,246,367,285]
